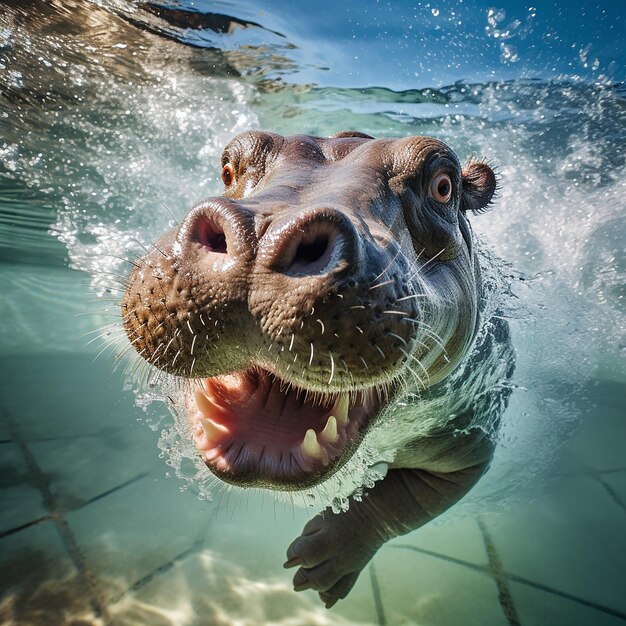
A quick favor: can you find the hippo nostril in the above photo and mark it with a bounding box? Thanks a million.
[195,216,227,254]
[261,209,358,275]
[294,233,329,266]
[286,225,340,275]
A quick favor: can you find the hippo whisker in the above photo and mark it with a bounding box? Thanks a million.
[150,342,165,361]
[91,342,116,368]
[128,333,145,347]
[133,360,151,388]
[309,342,315,366]
[158,200,180,226]
[399,347,430,384]
[84,329,120,348]
[127,349,147,379]
[92,269,132,285]
[369,239,405,284]
[395,293,428,302]
[421,328,448,353]
[373,344,386,359]
[399,316,422,325]
[419,248,448,273]
[368,278,394,291]
[401,362,426,390]
[151,319,168,334]
[383,309,410,316]
[81,321,122,338]
[153,278,170,302]
[164,336,176,353]
[75,307,120,318]
[103,253,143,270]
[386,332,407,346]
[328,352,336,385]
[149,242,168,259]
[404,324,447,354]
[130,237,154,257]
[340,359,354,383]
[316,319,325,334]
[86,295,124,305]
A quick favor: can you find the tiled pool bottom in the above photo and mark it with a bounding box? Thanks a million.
[1,354,625,626]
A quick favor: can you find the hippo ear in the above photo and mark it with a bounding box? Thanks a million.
[460,159,498,214]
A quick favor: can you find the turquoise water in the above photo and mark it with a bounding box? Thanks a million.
[1,1,625,624]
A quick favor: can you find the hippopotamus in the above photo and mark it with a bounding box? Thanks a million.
[120,130,513,608]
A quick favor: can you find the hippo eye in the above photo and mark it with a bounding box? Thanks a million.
[222,163,234,187]
[429,172,452,203]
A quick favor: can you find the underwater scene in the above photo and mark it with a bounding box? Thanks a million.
[0,0,625,624]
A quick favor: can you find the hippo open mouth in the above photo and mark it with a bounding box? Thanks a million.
[186,367,382,489]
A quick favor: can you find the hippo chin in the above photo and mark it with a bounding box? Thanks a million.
[121,130,512,607]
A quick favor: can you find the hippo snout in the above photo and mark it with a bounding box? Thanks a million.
[121,130,497,489]
[179,197,361,278]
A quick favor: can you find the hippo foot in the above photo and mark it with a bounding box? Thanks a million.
[284,508,384,608]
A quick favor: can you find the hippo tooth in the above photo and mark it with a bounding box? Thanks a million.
[331,394,350,426]
[301,428,323,459]
[320,415,338,443]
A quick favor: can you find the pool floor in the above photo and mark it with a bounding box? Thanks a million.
[1,351,625,625]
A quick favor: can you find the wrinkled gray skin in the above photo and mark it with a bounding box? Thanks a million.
[121,131,511,608]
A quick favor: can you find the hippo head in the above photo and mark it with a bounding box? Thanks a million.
[121,131,497,491]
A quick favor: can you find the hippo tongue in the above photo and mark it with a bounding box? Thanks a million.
[187,368,360,476]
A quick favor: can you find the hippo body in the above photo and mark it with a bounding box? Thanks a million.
[121,131,513,607]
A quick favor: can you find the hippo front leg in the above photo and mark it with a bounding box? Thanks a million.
[284,462,487,608]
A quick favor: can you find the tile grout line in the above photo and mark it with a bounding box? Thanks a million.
[598,467,626,475]
[0,514,55,539]
[596,476,626,512]
[80,471,151,507]
[389,544,626,621]
[478,517,522,626]
[504,573,626,622]
[3,408,111,624]
[585,466,626,513]
[0,473,150,540]
[368,561,387,626]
